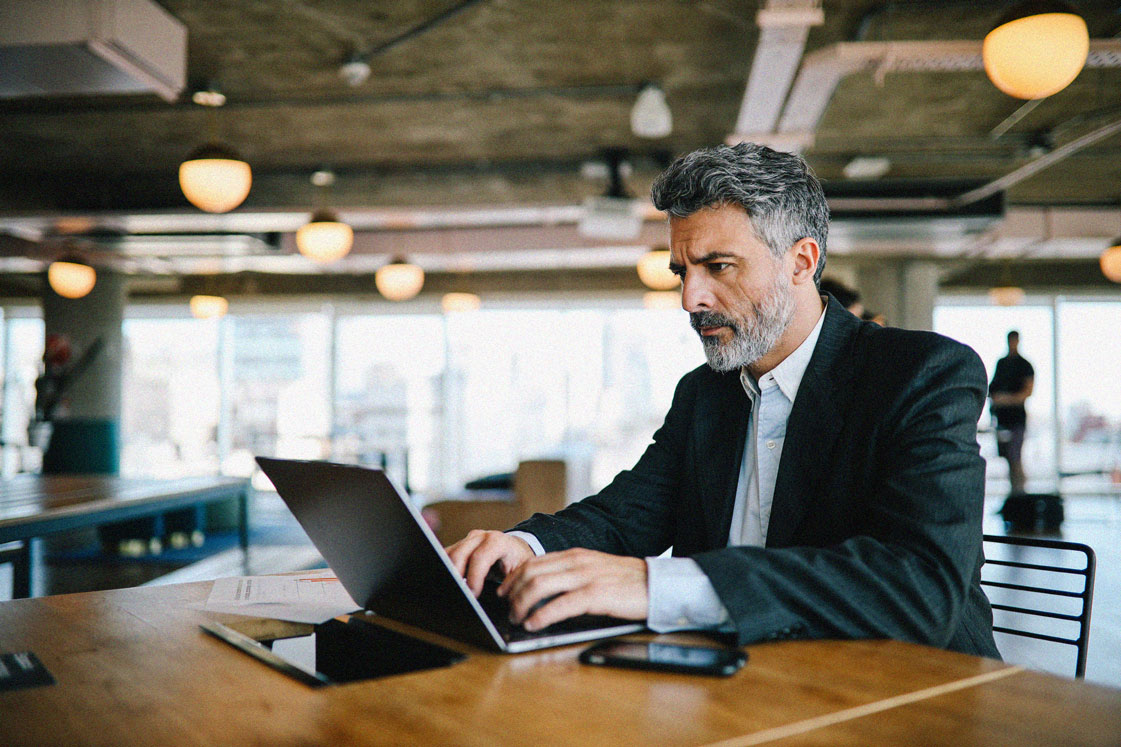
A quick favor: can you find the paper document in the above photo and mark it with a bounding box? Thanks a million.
[194,571,360,624]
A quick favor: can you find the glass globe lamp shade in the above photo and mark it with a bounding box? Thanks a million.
[178,144,252,213]
[441,292,481,313]
[189,295,229,319]
[983,6,1088,99]
[47,260,96,299]
[296,210,354,263]
[989,286,1026,306]
[637,249,679,290]
[630,84,672,139]
[1101,240,1121,283]
[376,259,425,301]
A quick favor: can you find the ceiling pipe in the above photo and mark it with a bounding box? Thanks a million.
[765,38,1121,153]
[954,115,1121,207]
[727,0,824,147]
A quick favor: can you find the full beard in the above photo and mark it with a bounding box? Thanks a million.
[690,269,796,373]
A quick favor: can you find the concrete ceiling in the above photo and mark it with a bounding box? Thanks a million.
[1,0,1121,295]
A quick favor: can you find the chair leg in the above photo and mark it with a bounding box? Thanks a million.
[1,540,34,599]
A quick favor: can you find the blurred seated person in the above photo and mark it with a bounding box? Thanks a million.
[818,278,863,317]
[861,308,886,327]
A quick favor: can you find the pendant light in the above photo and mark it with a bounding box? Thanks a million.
[441,292,481,313]
[179,86,252,213]
[376,257,424,301]
[989,286,1026,306]
[630,83,672,139]
[297,209,354,263]
[189,295,229,319]
[636,248,679,290]
[1101,236,1121,283]
[989,259,1024,306]
[179,143,252,213]
[297,170,353,263]
[983,2,1089,100]
[47,257,97,299]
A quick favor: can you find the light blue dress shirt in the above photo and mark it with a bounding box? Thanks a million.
[511,304,828,632]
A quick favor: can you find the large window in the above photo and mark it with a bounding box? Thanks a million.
[443,309,605,495]
[14,294,1120,503]
[331,305,703,499]
[586,308,703,491]
[1,316,44,476]
[224,313,332,477]
[1056,301,1121,489]
[935,296,1121,493]
[121,318,221,478]
[12,299,704,502]
[333,314,445,493]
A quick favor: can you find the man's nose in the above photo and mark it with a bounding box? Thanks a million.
[681,274,713,312]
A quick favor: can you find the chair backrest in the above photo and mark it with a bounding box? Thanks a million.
[981,534,1096,678]
[512,459,567,515]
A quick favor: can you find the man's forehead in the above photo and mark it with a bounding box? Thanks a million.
[668,205,762,259]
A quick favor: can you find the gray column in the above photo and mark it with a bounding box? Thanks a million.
[899,260,940,332]
[855,259,940,331]
[855,261,902,327]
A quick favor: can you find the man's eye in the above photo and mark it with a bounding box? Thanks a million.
[708,262,730,273]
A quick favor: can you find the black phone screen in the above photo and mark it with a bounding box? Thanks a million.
[579,640,747,676]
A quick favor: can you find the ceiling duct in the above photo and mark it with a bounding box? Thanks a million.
[66,229,281,259]
[727,0,824,151]
[0,0,186,102]
[769,39,1121,153]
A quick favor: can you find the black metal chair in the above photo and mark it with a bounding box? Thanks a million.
[981,534,1096,678]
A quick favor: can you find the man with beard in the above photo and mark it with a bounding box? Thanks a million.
[448,143,999,658]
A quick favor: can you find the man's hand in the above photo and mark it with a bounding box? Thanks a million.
[497,548,648,631]
[445,530,535,597]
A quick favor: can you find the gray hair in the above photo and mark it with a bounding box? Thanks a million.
[650,142,829,285]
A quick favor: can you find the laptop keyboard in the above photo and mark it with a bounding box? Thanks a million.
[477,578,631,643]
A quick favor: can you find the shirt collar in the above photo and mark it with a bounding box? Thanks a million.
[740,301,828,403]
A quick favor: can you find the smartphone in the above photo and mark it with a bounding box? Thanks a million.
[579,639,747,677]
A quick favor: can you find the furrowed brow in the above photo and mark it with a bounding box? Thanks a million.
[693,251,738,264]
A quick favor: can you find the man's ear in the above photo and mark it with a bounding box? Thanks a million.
[789,238,820,286]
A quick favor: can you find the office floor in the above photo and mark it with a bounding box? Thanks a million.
[3,486,1117,689]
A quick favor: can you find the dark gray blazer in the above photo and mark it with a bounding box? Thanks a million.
[514,296,1000,658]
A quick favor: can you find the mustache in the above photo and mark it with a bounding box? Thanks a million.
[690,311,739,334]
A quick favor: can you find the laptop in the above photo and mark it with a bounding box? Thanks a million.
[255,457,643,653]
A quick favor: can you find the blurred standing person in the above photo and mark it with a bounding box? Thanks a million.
[989,330,1034,494]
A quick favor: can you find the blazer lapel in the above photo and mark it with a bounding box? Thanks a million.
[766,300,858,548]
[693,370,750,546]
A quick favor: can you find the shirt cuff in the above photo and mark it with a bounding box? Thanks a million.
[505,530,546,557]
[645,556,733,633]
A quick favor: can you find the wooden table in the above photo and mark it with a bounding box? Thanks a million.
[1,581,1118,745]
[0,475,251,598]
